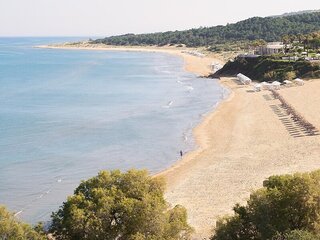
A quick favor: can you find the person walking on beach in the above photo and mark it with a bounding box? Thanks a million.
[180,150,183,158]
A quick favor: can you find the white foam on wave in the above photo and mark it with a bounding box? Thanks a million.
[162,101,174,108]
[0,51,24,56]
[183,134,188,142]
[14,210,23,217]
[186,86,194,92]
[14,179,61,220]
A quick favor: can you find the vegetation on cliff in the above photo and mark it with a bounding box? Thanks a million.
[212,56,320,81]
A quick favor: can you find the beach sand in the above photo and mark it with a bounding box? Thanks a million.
[159,79,320,239]
[37,44,226,77]
[39,44,320,239]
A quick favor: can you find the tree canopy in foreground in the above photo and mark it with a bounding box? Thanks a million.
[50,169,192,240]
[212,170,320,240]
[0,206,45,240]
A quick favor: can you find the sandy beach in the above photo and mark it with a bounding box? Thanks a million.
[159,78,320,239]
[37,44,227,77]
[39,43,320,239]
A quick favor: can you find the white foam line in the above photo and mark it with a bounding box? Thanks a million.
[186,86,194,92]
[14,210,23,217]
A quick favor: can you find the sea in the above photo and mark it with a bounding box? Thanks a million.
[0,37,227,224]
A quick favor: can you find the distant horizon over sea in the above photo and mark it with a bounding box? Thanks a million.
[0,37,227,224]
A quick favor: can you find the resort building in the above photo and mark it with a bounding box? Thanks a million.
[255,42,285,55]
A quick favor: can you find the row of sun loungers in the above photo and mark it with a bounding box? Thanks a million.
[270,90,318,136]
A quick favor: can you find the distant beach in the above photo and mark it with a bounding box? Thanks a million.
[38,43,320,239]
[37,43,228,76]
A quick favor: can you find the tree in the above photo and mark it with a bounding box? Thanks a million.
[93,12,320,48]
[50,170,192,240]
[0,206,45,240]
[273,230,320,240]
[211,170,320,240]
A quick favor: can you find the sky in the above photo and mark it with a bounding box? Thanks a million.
[0,0,319,37]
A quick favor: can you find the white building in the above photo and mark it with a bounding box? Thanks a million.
[255,42,285,56]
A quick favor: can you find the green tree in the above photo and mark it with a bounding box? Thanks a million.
[212,170,320,240]
[273,230,320,240]
[93,12,320,47]
[50,170,192,240]
[0,206,45,240]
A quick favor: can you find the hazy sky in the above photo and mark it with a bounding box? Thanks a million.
[1,0,319,37]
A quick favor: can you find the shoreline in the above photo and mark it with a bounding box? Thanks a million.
[38,44,320,239]
[36,44,227,76]
[38,44,232,173]
[38,44,232,236]
[38,43,231,184]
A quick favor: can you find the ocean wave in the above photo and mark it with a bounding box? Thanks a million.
[0,51,24,56]
[162,101,173,108]
[186,86,194,92]
[183,133,188,142]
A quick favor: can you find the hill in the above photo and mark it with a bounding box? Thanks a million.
[212,56,320,81]
[94,12,320,47]
[270,9,320,17]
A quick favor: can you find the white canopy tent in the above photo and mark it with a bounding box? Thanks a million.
[283,80,293,86]
[293,78,304,86]
[284,80,293,84]
[272,81,281,90]
[254,83,262,91]
[237,73,252,85]
[261,82,271,90]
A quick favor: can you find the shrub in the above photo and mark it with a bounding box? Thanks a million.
[284,71,296,80]
[272,230,320,240]
[0,206,45,240]
[213,56,318,81]
[50,170,192,240]
[212,170,320,240]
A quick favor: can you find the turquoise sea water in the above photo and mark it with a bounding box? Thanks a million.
[0,37,227,223]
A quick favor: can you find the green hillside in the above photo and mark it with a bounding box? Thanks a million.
[94,12,320,47]
[212,56,320,81]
